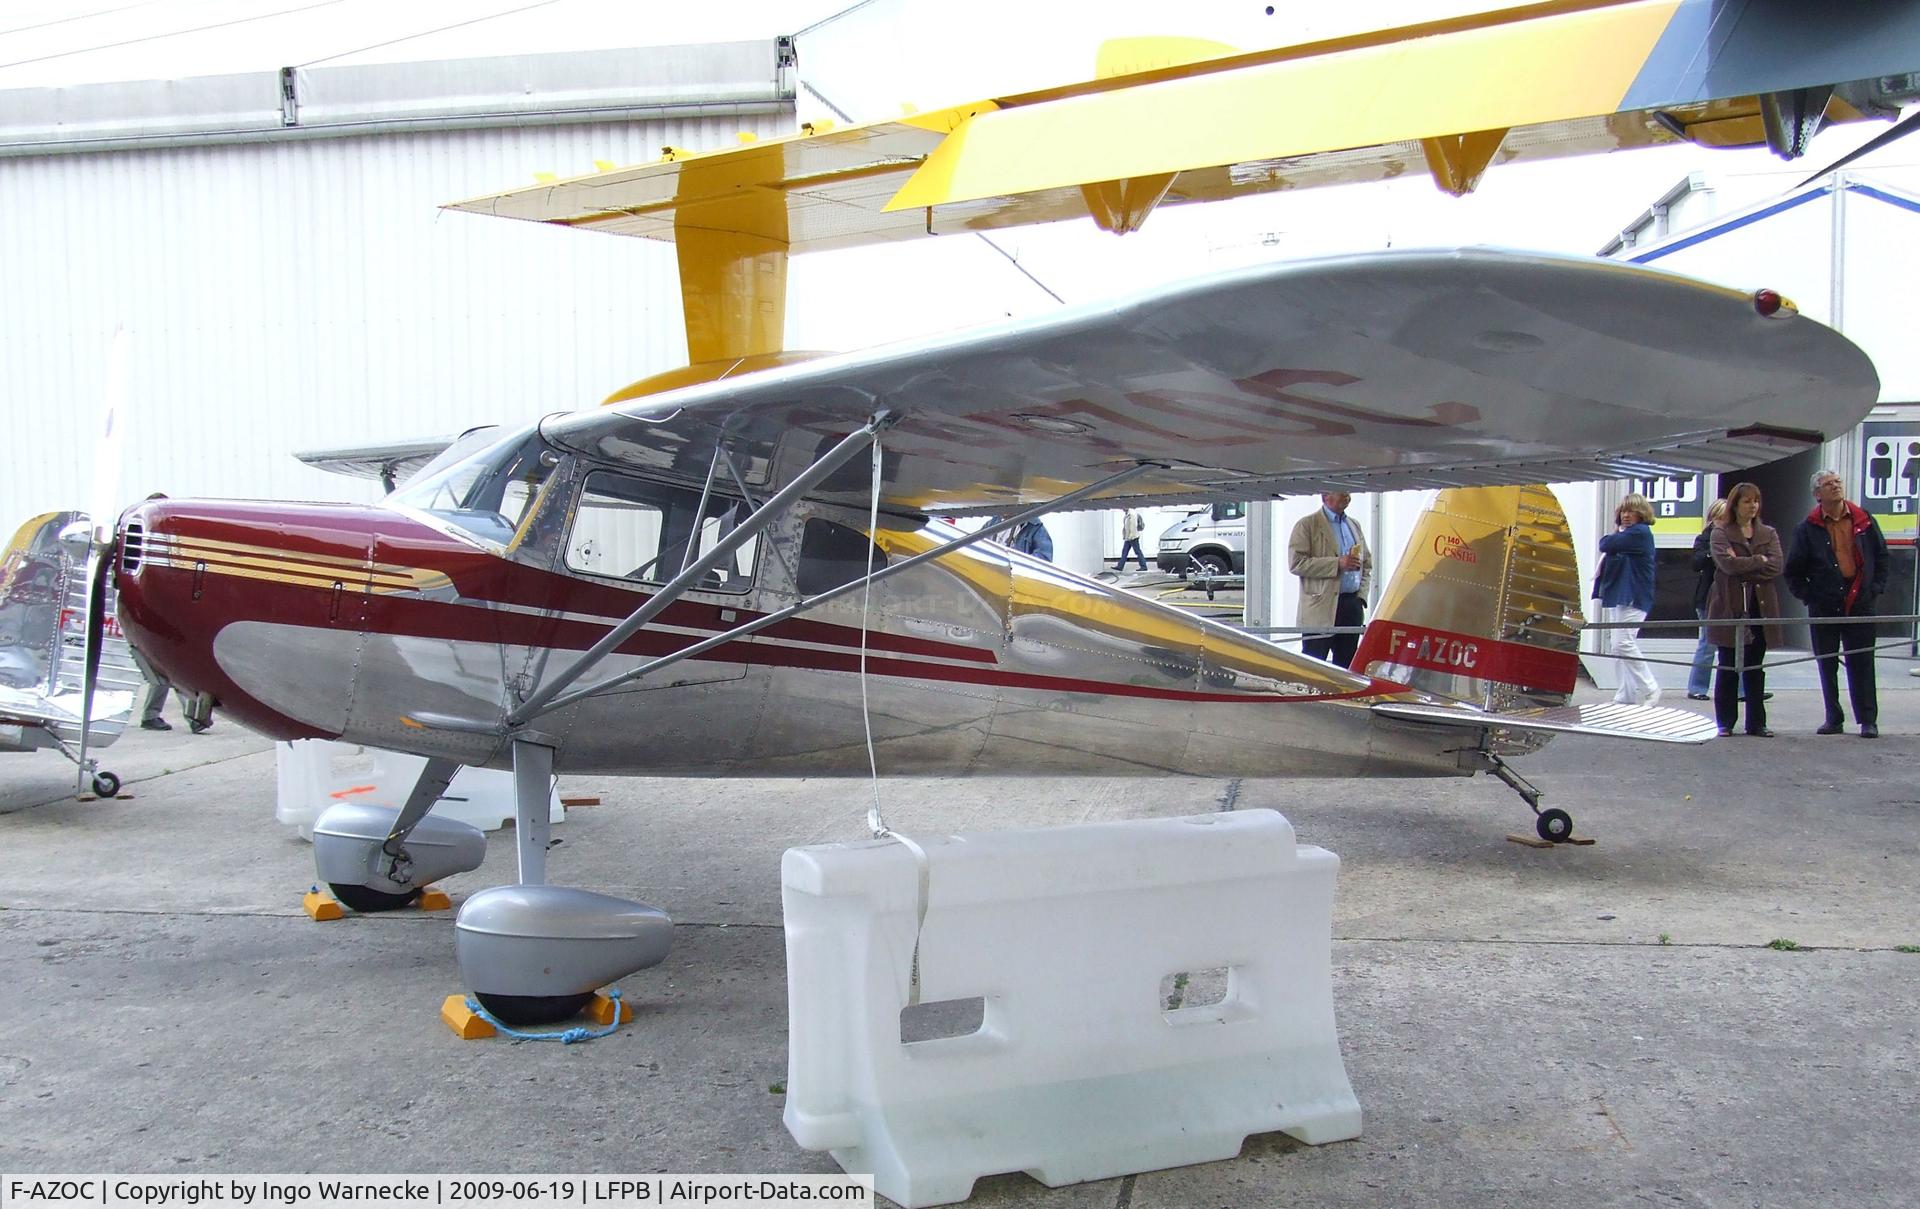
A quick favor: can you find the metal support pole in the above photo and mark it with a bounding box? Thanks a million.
[529,461,1165,717]
[1245,501,1274,630]
[678,443,726,574]
[512,738,554,886]
[508,413,894,726]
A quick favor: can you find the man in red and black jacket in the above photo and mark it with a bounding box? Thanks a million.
[1785,470,1889,738]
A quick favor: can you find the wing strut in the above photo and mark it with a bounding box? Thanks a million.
[374,755,463,887]
[520,460,1164,721]
[506,412,898,727]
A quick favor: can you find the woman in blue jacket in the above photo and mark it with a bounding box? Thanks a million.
[1594,493,1660,705]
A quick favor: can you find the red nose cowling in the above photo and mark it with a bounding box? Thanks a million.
[113,499,395,740]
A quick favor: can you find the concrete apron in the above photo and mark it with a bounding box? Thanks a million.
[1,687,1916,1205]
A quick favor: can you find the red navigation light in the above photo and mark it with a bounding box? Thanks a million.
[1752,288,1795,318]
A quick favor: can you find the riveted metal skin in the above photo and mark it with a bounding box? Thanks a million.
[117,483,1458,781]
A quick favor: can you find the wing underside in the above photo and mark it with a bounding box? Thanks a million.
[540,248,1880,514]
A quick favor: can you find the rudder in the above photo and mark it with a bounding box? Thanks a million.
[1351,485,1584,709]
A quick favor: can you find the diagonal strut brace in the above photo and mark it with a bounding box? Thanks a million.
[521,460,1167,721]
[379,417,894,869]
[507,412,897,727]
[376,754,461,886]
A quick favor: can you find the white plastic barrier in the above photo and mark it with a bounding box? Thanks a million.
[781,808,1360,1208]
[274,739,563,838]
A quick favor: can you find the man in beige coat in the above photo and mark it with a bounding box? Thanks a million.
[1289,492,1373,667]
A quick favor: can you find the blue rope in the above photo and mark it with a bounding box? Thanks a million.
[464,987,623,1044]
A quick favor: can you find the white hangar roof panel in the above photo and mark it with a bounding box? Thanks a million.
[0,41,792,155]
[0,44,799,526]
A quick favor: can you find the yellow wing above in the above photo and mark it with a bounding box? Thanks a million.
[440,1,1920,373]
[445,0,1916,249]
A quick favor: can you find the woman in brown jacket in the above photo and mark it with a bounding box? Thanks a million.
[1706,481,1786,737]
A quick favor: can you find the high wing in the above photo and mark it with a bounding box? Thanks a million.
[540,247,1880,514]
[444,1,1920,247]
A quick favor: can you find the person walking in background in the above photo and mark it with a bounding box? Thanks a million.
[1685,499,1727,700]
[1785,469,1887,738]
[1117,508,1148,571]
[1594,492,1660,705]
[1288,492,1372,666]
[1706,481,1784,737]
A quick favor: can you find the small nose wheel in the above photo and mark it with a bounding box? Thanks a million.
[90,771,121,798]
[1534,807,1574,844]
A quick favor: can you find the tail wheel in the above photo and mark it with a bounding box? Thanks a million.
[90,771,121,797]
[1535,808,1574,844]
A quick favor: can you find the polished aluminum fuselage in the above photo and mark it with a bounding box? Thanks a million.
[115,464,1484,782]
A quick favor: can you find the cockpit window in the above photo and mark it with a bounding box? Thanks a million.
[389,425,558,546]
[400,426,501,491]
[565,470,757,593]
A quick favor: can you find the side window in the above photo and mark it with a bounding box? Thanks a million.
[1213,502,1246,522]
[796,518,888,596]
[564,472,757,593]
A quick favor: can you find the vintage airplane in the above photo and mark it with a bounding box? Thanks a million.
[80,1,1910,1022]
[0,511,139,797]
[106,247,1879,1021]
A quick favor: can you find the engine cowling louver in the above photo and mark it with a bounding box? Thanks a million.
[120,522,144,573]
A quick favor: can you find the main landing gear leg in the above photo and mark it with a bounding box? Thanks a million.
[511,736,553,887]
[1487,753,1574,844]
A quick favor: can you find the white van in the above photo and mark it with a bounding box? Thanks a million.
[1155,502,1247,577]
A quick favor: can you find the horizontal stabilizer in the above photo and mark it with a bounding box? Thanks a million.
[1371,700,1720,744]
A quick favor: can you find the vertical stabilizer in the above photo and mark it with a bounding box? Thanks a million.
[1351,485,1584,709]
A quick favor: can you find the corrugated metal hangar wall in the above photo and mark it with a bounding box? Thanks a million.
[0,42,795,524]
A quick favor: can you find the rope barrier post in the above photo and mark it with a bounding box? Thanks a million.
[1909,480,1918,658]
